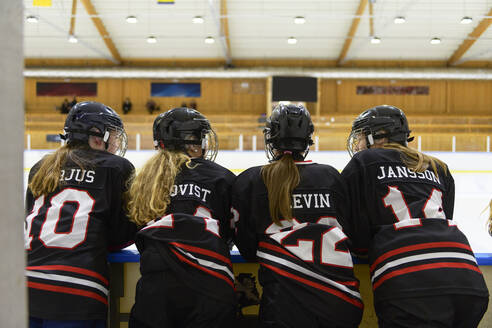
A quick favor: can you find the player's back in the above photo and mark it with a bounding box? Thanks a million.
[234,162,345,236]
[233,162,363,326]
[25,148,135,320]
[342,148,488,302]
[135,158,236,303]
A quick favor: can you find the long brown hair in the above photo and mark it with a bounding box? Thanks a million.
[127,150,192,226]
[261,153,300,225]
[28,143,91,198]
[381,142,448,176]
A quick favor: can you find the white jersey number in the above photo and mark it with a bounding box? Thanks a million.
[383,186,446,229]
[267,217,352,268]
[25,188,95,250]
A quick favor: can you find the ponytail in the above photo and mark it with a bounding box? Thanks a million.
[127,150,192,226]
[261,153,300,225]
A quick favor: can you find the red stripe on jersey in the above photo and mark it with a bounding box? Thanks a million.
[259,242,360,287]
[259,242,297,259]
[260,263,363,309]
[27,281,108,305]
[170,248,235,289]
[26,265,109,285]
[170,242,232,265]
[370,242,472,272]
[373,262,482,290]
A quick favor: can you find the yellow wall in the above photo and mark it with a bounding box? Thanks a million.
[25,78,492,116]
[25,78,267,116]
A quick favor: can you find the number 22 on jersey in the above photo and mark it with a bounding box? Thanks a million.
[265,217,353,268]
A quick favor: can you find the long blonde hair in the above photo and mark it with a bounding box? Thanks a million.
[261,153,300,225]
[29,143,91,198]
[382,142,448,176]
[127,150,192,226]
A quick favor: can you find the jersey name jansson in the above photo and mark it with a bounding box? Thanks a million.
[377,165,440,184]
[292,193,331,209]
[170,183,211,202]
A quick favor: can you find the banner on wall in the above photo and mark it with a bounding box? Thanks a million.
[151,83,201,97]
[36,82,97,97]
[356,86,429,95]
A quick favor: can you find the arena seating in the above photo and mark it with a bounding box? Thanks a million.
[24,113,492,152]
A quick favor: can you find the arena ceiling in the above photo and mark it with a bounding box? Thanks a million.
[24,0,492,68]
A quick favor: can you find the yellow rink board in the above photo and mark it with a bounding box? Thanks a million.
[114,263,492,328]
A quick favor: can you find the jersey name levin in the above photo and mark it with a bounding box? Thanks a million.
[170,183,212,202]
[292,193,331,209]
[376,165,440,184]
[59,169,96,183]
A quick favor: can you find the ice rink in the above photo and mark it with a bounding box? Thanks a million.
[24,150,492,253]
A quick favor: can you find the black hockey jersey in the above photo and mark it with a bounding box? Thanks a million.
[232,162,363,326]
[25,149,137,320]
[135,158,236,303]
[341,148,488,302]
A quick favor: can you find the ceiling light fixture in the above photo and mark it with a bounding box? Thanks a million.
[126,16,137,24]
[68,35,78,43]
[370,36,381,44]
[26,15,39,23]
[430,37,441,45]
[147,36,157,44]
[192,16,204,24]
[394,16,406,24]
[294,16,306,24]
[204,36,215,44]
[287,36,298,44]
[460,16,473,24]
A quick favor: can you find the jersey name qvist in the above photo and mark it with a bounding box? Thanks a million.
[170,183,212,202]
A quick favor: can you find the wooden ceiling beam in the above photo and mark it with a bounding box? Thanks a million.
[80,0,121,64]
[220,0,232,64]
[368,0,374,36]
[448,7,492,66]
[337,0,368,66]
[69,0,77,36]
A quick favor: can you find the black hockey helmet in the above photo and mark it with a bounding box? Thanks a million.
[153,107,218,161]
[61,101,128,156]
[264,104,314,162]
[347,104,413,156]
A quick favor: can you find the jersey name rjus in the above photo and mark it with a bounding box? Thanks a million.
[59,169,96,184]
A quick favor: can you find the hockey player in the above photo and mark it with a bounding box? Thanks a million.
[233,104,363,328]
[342,105,489,327]
[127,107,237,328]
[25,101,136,328]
